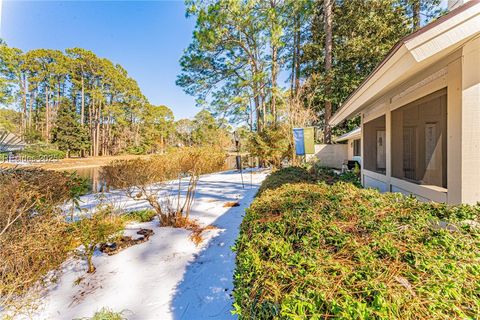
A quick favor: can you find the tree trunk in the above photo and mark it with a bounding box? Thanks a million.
[294,15,301,94]
[87,251,95,273]
[412,0,421,30]
[28,91,33,129]
[45,86,50,141]
[270,0,278,125]
[256,106,262,133]
[261,87,267,129]
[290,11,301,98]
[89,98,94,156]
[56,82,61,121]
[21,76,27,137]
[95,103,101,156]
[271,44,278,124]
[80,74,85,126]
[102,117,107,156]
[290,26,297,98]
[147,195,165,224]
[323,0,333,144]
[249,100,254,132]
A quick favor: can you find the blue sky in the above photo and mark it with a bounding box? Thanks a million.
[0,0,198,120]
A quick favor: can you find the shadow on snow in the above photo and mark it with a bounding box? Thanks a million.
[168,178,261,320]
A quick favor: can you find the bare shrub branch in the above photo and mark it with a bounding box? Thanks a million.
[0,168,86,311]
[102,147,226,227]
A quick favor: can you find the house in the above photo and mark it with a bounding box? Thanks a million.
[329,0,480,204]
[334,127,361,169]
[0,131,26,152]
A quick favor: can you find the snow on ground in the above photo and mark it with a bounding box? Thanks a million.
[22,170,266,320]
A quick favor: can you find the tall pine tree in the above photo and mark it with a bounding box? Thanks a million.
[51,100,90,158]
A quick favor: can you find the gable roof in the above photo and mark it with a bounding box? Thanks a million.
[0,131,26,152]
[330,0,480,126]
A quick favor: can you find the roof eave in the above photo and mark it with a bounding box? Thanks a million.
[334,128,362,142]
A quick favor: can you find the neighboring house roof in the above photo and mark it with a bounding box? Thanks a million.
[335,127,361,142]
[0,131,26,152]
[330,0,480,126]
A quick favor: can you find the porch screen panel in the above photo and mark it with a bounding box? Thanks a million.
[391,89,447,188]
[363,115,386,174]
[403,127,416,180]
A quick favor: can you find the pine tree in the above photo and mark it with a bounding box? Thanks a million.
[51,100,90,158]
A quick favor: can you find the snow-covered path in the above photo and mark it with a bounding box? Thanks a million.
[27,170,266,320]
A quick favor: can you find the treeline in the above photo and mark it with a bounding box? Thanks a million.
[178,0,443,143]
[0,43,231,156]
[0,44,173,156]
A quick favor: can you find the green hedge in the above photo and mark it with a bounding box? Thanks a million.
[257,166,314,195]
[122,209,156,223]
[309,165,362,188]
[19,144,66,159]
[234,179,480,318]
[258,166,361,196]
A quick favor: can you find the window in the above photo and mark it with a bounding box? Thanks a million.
[353,139,361,156]
[391,89,447,188]
[363,115,386,174]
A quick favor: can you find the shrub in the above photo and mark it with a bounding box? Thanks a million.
[234,183,480,319]
[102,155,179,225]
[122,209,156,223]
[0,168,86,222]
[309,164,362,187]
[18,144,66,159]
[0,169,86,309]
[102,147,226,227]
[126,145,146,155]
[175,146,227,220]
[72,206,125,273]
[78,308,128,320]
[247,125,292,169]
[0,214,74,311]
[257,166,313,195]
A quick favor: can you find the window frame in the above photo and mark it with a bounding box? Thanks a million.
[353,139,361,157]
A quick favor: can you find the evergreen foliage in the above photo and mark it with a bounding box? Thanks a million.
[179,0,445,140]
[0,43,176,155]
[175,110,232,148]
[247,125,292,169]
[51,101,90,157]
[234,169,480,319]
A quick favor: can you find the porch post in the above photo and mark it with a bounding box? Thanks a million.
[460,37,480,204]
[447,57,462,204]
[360,114,365,186]
[385,108,392,192]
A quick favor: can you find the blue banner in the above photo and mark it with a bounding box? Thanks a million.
[293,128,305,155]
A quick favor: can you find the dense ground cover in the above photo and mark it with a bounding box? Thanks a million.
[257,167,314,195]
[234,168,480,319]
[18,144,66,159]
[257,165,360,196]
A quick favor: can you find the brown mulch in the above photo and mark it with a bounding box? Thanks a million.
[223,201,240,207]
